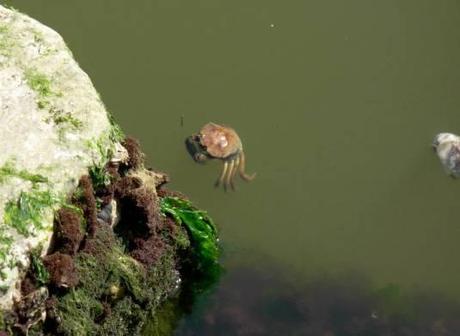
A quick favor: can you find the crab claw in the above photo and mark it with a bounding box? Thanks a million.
[185,135,208,163]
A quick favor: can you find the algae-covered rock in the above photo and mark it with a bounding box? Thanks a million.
[0,5,121,309]
[0,5,221,335]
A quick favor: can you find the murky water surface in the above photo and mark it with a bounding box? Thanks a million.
[6,0,460,334]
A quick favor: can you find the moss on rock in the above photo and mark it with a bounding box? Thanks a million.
[1,136,220,335]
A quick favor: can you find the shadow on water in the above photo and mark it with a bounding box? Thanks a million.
[145,259,460,336]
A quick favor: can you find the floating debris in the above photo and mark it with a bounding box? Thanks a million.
[432,132,460,178]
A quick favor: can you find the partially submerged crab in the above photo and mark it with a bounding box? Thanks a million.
[185,122,256,190]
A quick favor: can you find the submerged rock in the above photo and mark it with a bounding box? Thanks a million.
[0,5,121,310]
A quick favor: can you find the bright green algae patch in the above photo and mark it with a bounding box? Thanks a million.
[160,196,220,275]
[3,187,81,238]
[0,160,82,280]
[0,162,52,280]
[0,186,82,281]
[4,190,57,236]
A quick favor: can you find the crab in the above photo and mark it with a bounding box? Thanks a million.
[185,122,256,190]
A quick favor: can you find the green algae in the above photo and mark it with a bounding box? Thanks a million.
[0,24,14,57]
[55,225,179,336]
[0,161,48,185]
[46,107,83,130]
[85,131,116,166]
[88,165,111,191]
[98,296,146,335]
[85,121,124,188]
[0,284,8,296]
[25,69,51,97]
[107,113,125,144]
[1,189,56,274]
[160,196,219,275]
[24,68,54,109]
[4,189,57,237]
[57,226,140,335]
[57,288,103,335]
[0,127,215,336]
[3,186,82,238]
[24,68,70,114]
[30,250,49,285]
[0,183,82,275]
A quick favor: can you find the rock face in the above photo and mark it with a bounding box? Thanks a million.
[0,5,119,309]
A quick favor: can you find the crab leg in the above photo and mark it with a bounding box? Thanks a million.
[229,156,240,190]
[238,151,256,181]
[215,161,229,187]
[224,159,235,191]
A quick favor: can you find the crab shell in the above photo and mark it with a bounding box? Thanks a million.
[198,123,242,159]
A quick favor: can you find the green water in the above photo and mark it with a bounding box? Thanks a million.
[5,0,460,333]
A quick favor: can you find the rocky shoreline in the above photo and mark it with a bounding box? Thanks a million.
[0,5,220,335]
[1,137,218,335]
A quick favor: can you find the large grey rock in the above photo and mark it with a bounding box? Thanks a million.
[0,5,120,309]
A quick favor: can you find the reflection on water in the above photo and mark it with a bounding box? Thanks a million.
[167,263,460,336]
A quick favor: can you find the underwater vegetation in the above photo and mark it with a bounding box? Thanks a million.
[142,196,222,336]
[160,196,219,277]
[173,266,460,336]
